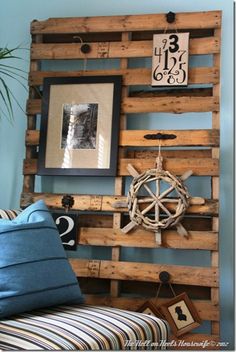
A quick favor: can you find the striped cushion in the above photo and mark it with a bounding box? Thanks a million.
[0,209,21,220]
[0,305,169,350]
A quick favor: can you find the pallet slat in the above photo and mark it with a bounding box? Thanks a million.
[26,96,219,115]
[31,11,221,34]
[31,37,219,60]
[79,227,218,250]
[127,149,212,159]
[29,67,220,86]
[20,192,219,215]
[123,96,219,113]
[24,131,212,159]
[23,157,219,176]
[25,129,219,147]
[119,158,219,176]
[70,259,219,287]
[84,295,219,321]
[120,129,219,147]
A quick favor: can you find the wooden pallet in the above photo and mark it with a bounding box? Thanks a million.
[22,10,221,349]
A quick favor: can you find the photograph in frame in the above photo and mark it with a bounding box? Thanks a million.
[38,75,122,176]
[159,292,202,337]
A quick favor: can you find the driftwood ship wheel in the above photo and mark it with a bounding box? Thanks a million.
[127,168,190,231]
[122,157,193,244]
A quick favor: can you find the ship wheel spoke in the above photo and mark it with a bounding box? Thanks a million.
[141,200,157,215]
[158,185,175,200]
[137,197,154,204]
[143,184,158,201]
[155,200,172,217]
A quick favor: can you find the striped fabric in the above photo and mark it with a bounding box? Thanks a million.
[0,305,169,350]
[0,210,21,220]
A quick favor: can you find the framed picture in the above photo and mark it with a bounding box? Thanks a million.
[51,212,78,251]
[159,293,202,337]
[38,75,122,176]
[137,301,165,319]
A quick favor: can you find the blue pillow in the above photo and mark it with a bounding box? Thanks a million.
[0,200,83,319]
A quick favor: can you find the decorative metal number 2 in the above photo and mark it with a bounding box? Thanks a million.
[151,33,189,87]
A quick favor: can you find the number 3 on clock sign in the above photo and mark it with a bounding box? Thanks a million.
[169,34,179,53]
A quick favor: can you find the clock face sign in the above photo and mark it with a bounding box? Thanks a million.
[151,33,189,87]
[52,212,77,250]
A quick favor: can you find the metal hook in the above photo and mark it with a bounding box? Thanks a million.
[166,11,176,24]
[61,194,74,212]
[159,271,170,283]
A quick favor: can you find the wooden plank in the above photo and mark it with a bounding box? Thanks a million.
[30,37,219,60]
[25,129,219,148]
[26,99,41,115]
[119,158,219,176]
[23,33,42,194]
[84,295,219,321]
[70,258,219,287]
[20,192,219,216]
[120,129,219,147]
[26,96,219,115]
[25,130,39,146]
[110,31,129,298]
[127,149,212,159]
[24,132,212,160]
[211,28,221,337]
[122,96,219,114]
[79,227,218,250]
[31,11,221,34]
[29,67,220,86]
[23,157,219,176]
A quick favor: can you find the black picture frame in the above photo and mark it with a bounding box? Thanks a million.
[38,75,122,176]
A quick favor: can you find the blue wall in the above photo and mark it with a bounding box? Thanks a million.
[0,0,234,349]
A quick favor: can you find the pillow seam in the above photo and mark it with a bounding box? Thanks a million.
[0,256,68,270]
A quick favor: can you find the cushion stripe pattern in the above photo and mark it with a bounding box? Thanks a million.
[0,305,169,350]
[0,210,21,220]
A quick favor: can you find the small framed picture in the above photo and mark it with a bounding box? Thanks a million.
[137,301,165,319]
[159,293,201,337]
